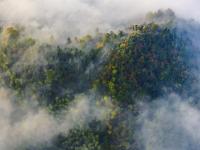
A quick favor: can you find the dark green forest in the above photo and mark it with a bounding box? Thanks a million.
[0,10,199,150]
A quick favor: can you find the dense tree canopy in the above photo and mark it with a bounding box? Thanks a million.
[0,10,198,150]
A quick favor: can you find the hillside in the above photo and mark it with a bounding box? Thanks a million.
[0,10,199,150]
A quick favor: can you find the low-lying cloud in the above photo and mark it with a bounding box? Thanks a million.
[0,88,113,150]
[138,94,200,150]
[0,0,200,40]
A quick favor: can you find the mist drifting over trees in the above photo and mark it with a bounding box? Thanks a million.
[0,0,200,150]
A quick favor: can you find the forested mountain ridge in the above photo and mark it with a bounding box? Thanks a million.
[0,10,199,150]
